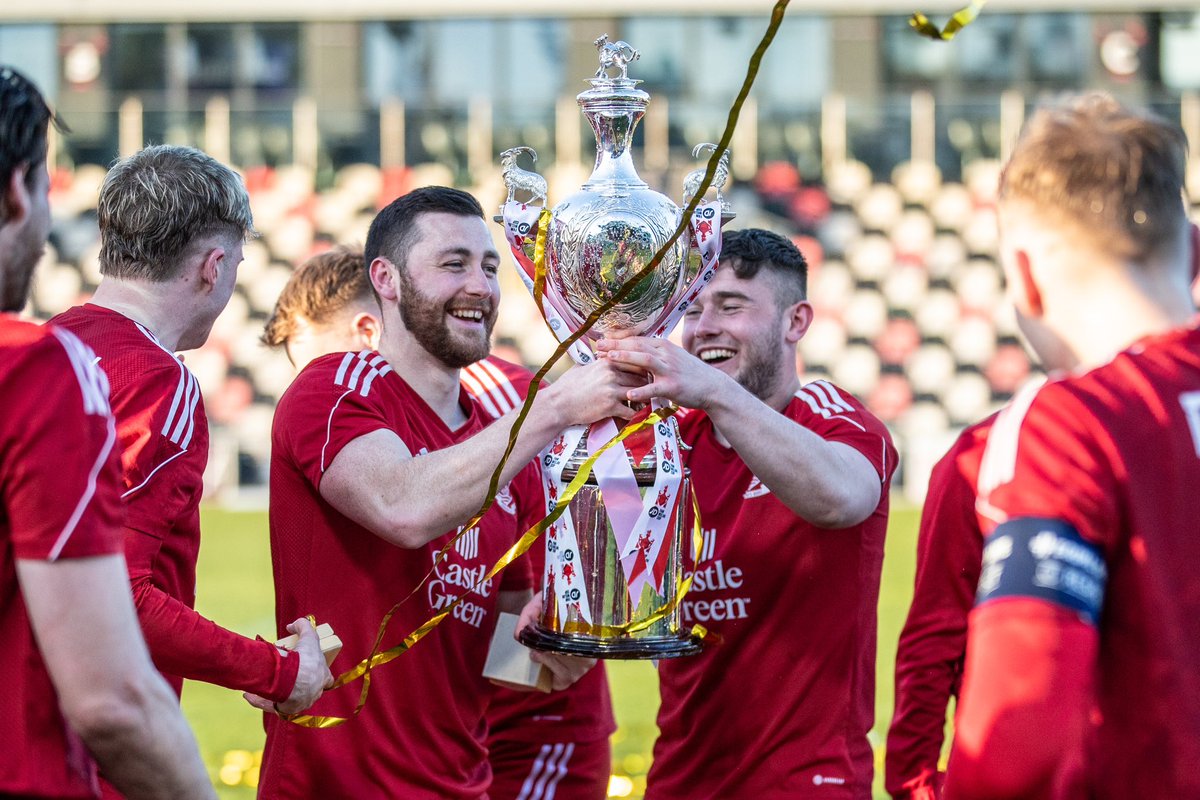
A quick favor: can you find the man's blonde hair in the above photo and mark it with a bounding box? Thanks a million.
[98,144,255,281]
[1001,93,1188,261]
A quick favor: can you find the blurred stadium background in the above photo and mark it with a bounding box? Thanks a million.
[4,1,1200,796]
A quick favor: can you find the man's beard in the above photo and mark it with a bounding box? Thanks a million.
[732,312,785,402]
[0,240,42,313]
[398,269,495,368]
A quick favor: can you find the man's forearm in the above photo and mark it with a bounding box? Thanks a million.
[704,385,880,527]
[80,671,215,800]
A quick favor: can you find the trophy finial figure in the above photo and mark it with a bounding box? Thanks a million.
[682,143,732,208]
[499,146,548,205]
[593,34,640,80]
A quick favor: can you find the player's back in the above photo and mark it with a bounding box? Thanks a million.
[1091,327,1200,796]
[1053,325,1200,797]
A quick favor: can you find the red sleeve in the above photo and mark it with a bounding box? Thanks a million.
[129,579,299,701]
[2,328,123,560]
[945,600,1094,799]
[277,353,397,491]
[886,422,991,799]
[795,379,898,484]
[118,363,299,702]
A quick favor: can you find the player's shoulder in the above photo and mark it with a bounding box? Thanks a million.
[53,304,183,379]
[0,319,110,416]
[461,355,537,418]
[792,378,888,433]
[0,315,57,354]
[284,349,395,406]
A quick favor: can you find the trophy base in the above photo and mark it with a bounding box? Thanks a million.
[519,624,702,660]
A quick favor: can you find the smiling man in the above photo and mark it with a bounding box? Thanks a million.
[600,228,897,800]
[259,187,638,799]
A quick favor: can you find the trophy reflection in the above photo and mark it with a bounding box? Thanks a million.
[497,35,732,658]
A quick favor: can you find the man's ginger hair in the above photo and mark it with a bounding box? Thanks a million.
[262,246,377,348]
[1000,93,1188,262]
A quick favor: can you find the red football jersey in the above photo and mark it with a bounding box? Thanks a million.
[50,305,297,701]
[467,357,617,748]
[0,316,123,798]
[261,350,535,800]
[885,416,994,800]
[648,380,897,800]
[958,326,1200,798]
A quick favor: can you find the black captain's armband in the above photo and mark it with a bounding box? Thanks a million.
[975,517,1106,626]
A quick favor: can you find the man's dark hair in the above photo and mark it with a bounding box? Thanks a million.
[364,187,485,279]
[719,228,808,306]
[0,66,62,222]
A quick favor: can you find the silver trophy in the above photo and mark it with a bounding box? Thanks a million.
[498,35,733,659]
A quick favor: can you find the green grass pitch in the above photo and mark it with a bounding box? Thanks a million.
[183,504,928,799]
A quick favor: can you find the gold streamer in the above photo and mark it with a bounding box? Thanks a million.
[531,206,552,323]
[282,407,679,728]
[910,0,987,41]
[284,0,795,726]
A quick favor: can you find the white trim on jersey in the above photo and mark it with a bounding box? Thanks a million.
[121,450,188,499]
[516,742,575,800]
[795,381,867,432]
[128,320,202,448]
[460,367,504,419]
[48,415,117,561]
[977,376,1048,499]
[52,328,111,416]
[461,360,523,419]
[335,350,392,397]
[319,389,356,474]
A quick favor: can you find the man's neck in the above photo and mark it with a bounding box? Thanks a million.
[377,328,468,429]
[89,280,188,352]
[1048,270,1195,371]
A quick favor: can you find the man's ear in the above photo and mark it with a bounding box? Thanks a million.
[1188,222,1200,293]
[370,257,400,302]
[784,300,814,345]
[352,310,382,350]
[1013,249,1045,318]
[197,246,226,291]
[1,165,31,225]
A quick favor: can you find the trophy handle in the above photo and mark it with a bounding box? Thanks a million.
[681,143,732,211]
[500,146,549,206]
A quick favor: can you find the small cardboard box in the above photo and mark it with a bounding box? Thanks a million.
[483,612,551,693]
[275,622,343,667]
